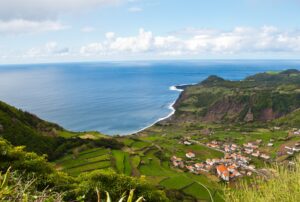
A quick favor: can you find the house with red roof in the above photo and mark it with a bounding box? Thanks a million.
[216,165,229,181]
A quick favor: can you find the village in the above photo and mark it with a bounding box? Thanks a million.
[170,128,300,182]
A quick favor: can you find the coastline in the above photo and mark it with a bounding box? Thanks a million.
[131,83,194,135]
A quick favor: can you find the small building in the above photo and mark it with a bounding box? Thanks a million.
[216,165,229,181]
[294,131,300,135]
[186,165,195,172]
[252,151,260,157]
[293,147,300,152]
[260,154,270,160]
[186,152,195,158]
[194,163,204,170]
[183,141,192,145]
[248,165,255,170]
[244,148,253,154]
[285,146,292,150]
[206,159,214,166]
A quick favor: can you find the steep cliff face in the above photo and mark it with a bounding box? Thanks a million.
[171,70,300,124]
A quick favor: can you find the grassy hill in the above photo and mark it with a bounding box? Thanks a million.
[0,100,123,160]
[171,69,300,124]
[0,100,64,157]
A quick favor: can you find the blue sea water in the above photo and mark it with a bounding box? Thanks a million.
[0,60,300,135]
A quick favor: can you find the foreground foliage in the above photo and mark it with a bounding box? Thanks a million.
[224,158,300,202]
[0,138,168,201]
[0,167,64,202]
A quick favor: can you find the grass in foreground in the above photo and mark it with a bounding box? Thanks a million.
[224,158,300,202]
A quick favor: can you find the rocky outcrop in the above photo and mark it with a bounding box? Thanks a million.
[203,97,245,122]
[259,108,281,121]
[244,108,254,122]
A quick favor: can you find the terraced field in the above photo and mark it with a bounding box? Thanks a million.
[55,137,223,201]
[56,147,112,176]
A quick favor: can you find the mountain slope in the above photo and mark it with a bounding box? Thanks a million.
[171,69,300,124]
[0,101,123,160]
[0,100,64,157]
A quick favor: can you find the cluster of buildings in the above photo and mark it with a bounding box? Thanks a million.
[172,127,300,182]
[171,149,256,182]
[206,140,271,161]
[242,141,271,160]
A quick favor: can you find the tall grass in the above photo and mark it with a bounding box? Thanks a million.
[0,167,63,202]
[224,158,300,202]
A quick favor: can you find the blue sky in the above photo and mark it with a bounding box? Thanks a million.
[1,0,300,64]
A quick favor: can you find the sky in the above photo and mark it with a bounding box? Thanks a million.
[1,0,300,64]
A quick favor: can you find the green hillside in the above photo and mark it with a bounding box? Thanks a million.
[0,100,123,160]
[172,69,300,124]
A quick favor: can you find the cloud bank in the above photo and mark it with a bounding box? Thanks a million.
[3,26,300,62]
[0,0,123,21]
[0,0,123,35]
[0,20,67,34]
[80,26,300,57]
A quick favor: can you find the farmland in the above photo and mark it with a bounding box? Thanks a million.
[56,133,224,201]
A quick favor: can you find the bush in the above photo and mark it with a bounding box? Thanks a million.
[76,169,169,202]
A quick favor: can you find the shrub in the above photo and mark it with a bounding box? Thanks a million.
[76,169,169,202]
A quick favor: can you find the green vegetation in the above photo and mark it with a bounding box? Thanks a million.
[1,69,300,201]
[0,138,168,201]
[174,69,300,123]
[224,158,300,202]
[0,100,124,160]
[0,167,64,202]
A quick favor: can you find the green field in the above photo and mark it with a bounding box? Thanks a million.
[160,176,193,190]
[55,135,224,201]
[56,147,112,176]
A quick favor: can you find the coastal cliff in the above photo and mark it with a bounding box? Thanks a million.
[165,69,300,126]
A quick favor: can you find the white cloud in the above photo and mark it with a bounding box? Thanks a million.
[79,26,300,57]
[105,32,116,40]
[109,29,153,52]
[80,43,104,56]
[24,42,70,58]
[0,19,68,34]
[4,26,300,62]
[81,26,95,33]
[128,7,143,12]
[0,0,124,21]
[0,0,124,35]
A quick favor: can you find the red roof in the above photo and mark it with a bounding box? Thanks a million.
[216,165,228,172]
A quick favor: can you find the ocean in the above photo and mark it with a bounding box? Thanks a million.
[0,60,300,135]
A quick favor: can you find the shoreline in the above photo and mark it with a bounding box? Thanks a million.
[131,83,194,135]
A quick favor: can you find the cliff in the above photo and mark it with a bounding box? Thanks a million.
[170,69,300,125]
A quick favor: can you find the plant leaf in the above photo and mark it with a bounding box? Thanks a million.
[127,189,135,202]
[135,196,144,202]
[118,196,127,202]
[105,191,112,202]
[1,167,11,189]
[96,187,101,202]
